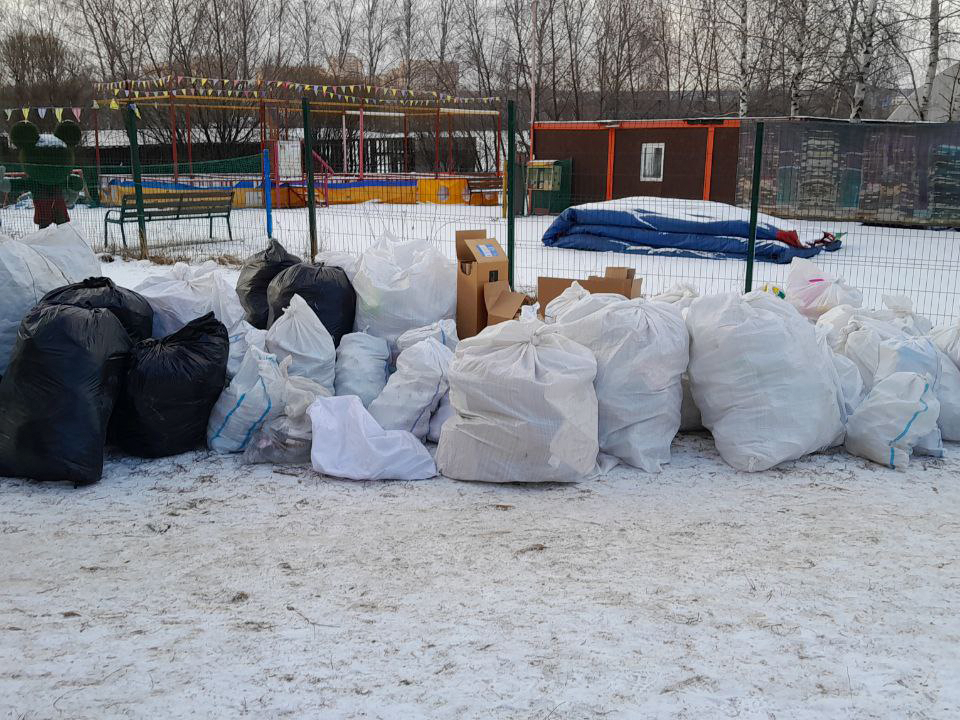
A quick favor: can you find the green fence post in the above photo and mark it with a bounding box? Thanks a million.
[506,100,516,290]
[744,120,764,293]
[125,105,148,258]
[302,97,318,261]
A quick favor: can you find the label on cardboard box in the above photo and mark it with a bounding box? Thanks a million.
[476,243,500,258]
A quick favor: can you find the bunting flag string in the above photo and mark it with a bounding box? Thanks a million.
[94,75,500,105]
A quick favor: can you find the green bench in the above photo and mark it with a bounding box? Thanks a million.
[104,189,235,246]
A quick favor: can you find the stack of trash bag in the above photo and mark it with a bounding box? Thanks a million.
[0,304,131,483]
[112,313,229,457]
[554,294,688,472]
[396,319,459,353]
[352,234,455,353]
[436,319,599,483]
[265,294,336,392]
[652,283,700,310]
[0,223,100,373]
[543,282,589,324]
[266,262,355,344]
[39,277,153,342]
[686,291,845,472]
[334,332,389,407]
[785,257,862,320]
[369,337,453,441]
[236,240,300,329]
[845,372,942,469]
[244,374,330,465]
[308,395,437,480]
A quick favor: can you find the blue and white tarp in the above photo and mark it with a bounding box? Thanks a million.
[541,197,842,264]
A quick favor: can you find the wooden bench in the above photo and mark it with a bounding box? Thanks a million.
[104,189,235,246]
[467,176,502,199]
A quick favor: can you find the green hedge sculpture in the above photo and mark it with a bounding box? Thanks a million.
[10,120,84,228]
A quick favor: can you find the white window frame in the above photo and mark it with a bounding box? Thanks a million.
[640,142,665,182]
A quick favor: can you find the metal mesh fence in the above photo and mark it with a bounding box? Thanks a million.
[2,103,959,325]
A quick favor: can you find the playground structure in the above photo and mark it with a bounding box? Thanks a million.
[89,76,504,212]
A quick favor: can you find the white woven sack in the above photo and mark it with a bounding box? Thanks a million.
[368,337,453,440]
[265,294,336,392]
[334,332,389,407]
[308,395,437,480]
[396,319,459,353]
[686,292,844,472]
[931,320,960,371]
[436,319,599,482]
[208,346,287,453]
[554,295,688,472]
[845,372,941,469]
[352,234,455,353]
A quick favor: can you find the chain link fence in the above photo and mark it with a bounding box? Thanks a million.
[2,103,959,324]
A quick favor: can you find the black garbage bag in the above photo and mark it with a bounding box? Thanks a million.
[39,276,154,342]
[266,262,356,345]
[111,313,229,458]
[237,240,301,329]
[0,304,132,484]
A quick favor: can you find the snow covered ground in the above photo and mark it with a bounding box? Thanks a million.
[3,200,959,322]
[0,257,958,718]
[2,437,957,719]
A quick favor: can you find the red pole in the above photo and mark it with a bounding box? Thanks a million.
[185,108,194,176]
[434,106,440,178]
[495,112,501,175]
[359,105,365,180]
[402,113,409,173]
[168,98,179,182]
[447,113,453,173]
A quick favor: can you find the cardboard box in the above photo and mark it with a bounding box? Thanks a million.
[484,280,532,326]
[456,230,509,338]
[537,267,643,313]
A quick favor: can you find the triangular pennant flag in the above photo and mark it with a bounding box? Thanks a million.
[132,104,141,118]
[37,107,48,118]
[21,108,29,120]
[3,109,11,120]
[200,77,208,86]
[54,108,63,121]
[109,99,119,109]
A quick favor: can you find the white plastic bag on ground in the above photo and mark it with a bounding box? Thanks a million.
[243,375,330,465]
[208,346,286,453]
[653,283,700,310]
[135,262,244,338]
[845,372,941,469]
[334,332,389,407]
[554,296,688,472]
[0,226,99,374]
[368,337,453,440]
[352,234,455,353]
[786,257,862,321]
[542,281,589,323]
[308,395,437,480]
[428,392,454,443]
[436,319,599,483]
[931,319,960,371]
[265,294,336,392]
[24,223,100,280]
[396,319,459,353]
[686,292,845,472]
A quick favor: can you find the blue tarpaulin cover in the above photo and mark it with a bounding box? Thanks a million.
[541,197,842,263]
